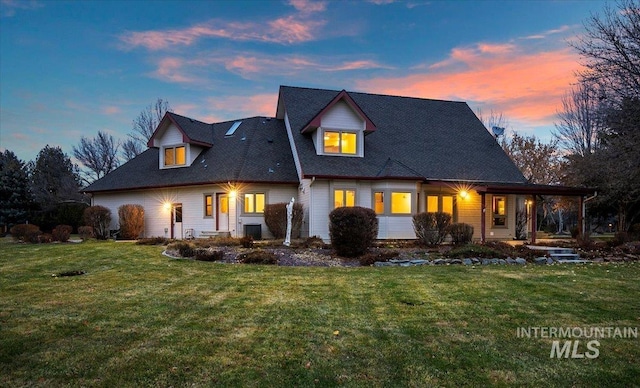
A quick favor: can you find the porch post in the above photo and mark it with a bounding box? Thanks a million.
[577,195,584,239]
[480,192,486,242]
[531,196,537,243]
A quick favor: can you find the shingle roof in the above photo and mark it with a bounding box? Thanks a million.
[277,85,527,184]
[84,116,298,193]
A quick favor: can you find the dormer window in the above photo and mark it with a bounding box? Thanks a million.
[164,145,186,167]
[323,130,358,155]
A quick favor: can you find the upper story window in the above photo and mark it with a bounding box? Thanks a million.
[164,145,186,167]
[323,130,357,155]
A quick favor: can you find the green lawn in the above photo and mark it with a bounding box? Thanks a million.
[1,240,638,387]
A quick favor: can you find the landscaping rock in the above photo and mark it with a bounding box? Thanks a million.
[515,258,527,265]
[498,259,507,265]
[410,259,428,265]
[482,259,491,265]
[374,261,394,267]
[450,259,463,265]
[547,257,555,265]
[534,257,548,265]
[506,258,516,265]
[462,258,473,265]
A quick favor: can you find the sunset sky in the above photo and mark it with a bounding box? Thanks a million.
[1,0,608,162]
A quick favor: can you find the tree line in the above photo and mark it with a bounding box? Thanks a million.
[480,0,639,235]
[0,99,171,233]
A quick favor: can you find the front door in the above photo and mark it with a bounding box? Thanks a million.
[171,203,183,239]
[216,194,229,231]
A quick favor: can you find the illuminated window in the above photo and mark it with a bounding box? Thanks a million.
[492,195,507,227]
[204,194,213,217]
[244,193,265,213]
[219,196,228,214]
[427,195,454,215]
[164,145,186,166]
[334,189,356,208]
[374,192,384,214]
[391,192,412,214]
[323,130,357,155]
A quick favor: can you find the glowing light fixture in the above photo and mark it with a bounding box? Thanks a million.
[459,190,468,199]
[163,202,171,211]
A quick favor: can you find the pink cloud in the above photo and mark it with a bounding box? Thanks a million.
[288,0,327,13]
[207,93,278,118]
[120,10,326,50]
[152,57,201,83]
[101,106,121,115]
[357,44,582,127]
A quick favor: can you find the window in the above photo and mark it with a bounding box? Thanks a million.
[391,192,412,214]
[334,189,356,208]
[164,145,186,166]
[374,192,384,214]
[244,193,265,213]
[204,194,213,217]
[323,130,357,155]
[219,195,228,214]
[426,195,454,215]
[492,195,507,227]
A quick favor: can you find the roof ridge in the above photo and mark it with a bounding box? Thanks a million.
[280,85,466,104]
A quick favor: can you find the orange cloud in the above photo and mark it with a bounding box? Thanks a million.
[101,106,121,115]
[206,93,278,119]
[357,43,582,127]
[288,0,327,13]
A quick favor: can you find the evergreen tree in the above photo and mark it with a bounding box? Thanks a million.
[0,150,33,230]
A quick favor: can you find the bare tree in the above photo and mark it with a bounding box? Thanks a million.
[73,131,120,184]
[121,138,144,162]
[123,98,171,160]
[571,0,640,102]
[501,133,563,185]
[553,81,604,156]
[475,108,510,138]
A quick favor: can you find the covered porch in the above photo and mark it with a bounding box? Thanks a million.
[474,183,596,244]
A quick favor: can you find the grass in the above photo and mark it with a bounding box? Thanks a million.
[1,239,639,387]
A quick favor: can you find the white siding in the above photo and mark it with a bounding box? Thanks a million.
[309,180,331,239]
[158,124,183,146]
[93,184,297,239]
[284,112,303,180]
[457,190,482,240]
[321,101,364,130]
[298,178,313,238]
[372,181,419,239]
[484,194,517,240]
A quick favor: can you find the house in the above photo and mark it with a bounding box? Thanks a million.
[84,85,593,242]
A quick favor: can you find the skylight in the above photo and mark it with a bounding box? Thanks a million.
[225,121,242,136]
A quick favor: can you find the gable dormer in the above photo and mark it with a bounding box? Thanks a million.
[300,90,376,158]
[147,112,213,169]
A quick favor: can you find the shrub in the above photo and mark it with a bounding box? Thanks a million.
[118,204,145,240]
[167,241,196,258]
[448,223,474,245]
[136,237,171,245]
[611,231,630,247]
[195,248,225,262]
[300,236,327,249]
[10,224,41,242]
[82,206,112,240]
[240,235,254,248]
[413,213,439,245]
[329,206,379,257]
[238,249,278,265]
[78,226,95,240]
[52,224,72,242]
[358,250,400,266]
[413,212,452,245]
[448,244,505,259]
[264,202,304,239]
[38,233,53,243]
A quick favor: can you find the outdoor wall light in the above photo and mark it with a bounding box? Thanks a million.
[459,190,469,199]
[163,202,171,211]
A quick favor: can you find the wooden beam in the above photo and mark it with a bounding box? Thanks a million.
[578,196,584,239]
[531,196,537,243]
[480,192,486,242]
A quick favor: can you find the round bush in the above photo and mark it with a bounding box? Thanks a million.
[329,206,379,257]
